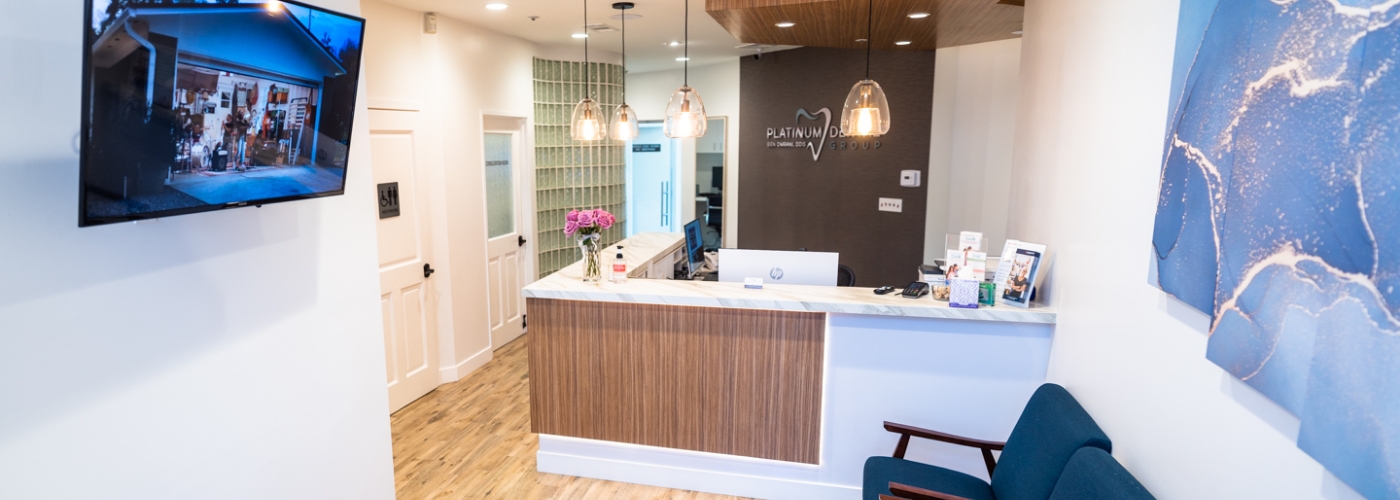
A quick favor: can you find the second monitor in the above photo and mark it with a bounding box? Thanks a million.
[683,219,705,278]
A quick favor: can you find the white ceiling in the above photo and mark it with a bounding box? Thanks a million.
[374,0,795,74]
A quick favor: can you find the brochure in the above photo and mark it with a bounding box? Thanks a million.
[944,249,987,281]
[945,249,965,280]
[966,251,987,281]
[993,239,1047,287]
[959,231,984,252]
[1000,248,1043,308]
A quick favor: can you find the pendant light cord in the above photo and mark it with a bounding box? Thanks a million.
[621,4,626,103]
[684,0,689,85]
[865,0,872,79]
[584,0,591,98]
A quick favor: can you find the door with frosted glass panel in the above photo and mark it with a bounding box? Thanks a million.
[484,131,526,349]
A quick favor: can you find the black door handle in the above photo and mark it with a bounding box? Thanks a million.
[518,235,527,247]
[424,263,436,279]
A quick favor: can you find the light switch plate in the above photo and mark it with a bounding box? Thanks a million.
[878,198,903,213]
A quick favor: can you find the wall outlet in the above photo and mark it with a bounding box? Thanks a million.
[878,198,903,213]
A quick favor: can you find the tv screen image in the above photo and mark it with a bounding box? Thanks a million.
[81,0,366,226]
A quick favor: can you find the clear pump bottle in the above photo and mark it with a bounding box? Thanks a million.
[611,245,628,284]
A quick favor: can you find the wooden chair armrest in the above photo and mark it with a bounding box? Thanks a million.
[878,495,911,500]
[884,421,1006,476]
[889,482,976,500]
[884,421,1006,450]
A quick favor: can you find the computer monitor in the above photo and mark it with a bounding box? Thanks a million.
[718,249,839,286]
[683,219,705,276]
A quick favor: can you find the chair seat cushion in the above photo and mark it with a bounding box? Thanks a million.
[864,456,995,500]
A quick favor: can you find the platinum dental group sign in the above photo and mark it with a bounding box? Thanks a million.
[765,107,882,161]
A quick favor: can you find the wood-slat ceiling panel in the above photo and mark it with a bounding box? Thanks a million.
[706,0,1023,51]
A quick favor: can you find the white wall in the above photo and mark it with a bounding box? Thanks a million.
[1009,1,1361,498]
[0,1,395,498]
[361,0,622,381]
[627,61,741,247]
[926,39,1023,263]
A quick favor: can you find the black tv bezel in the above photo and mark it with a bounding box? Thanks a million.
[78,0,368,227]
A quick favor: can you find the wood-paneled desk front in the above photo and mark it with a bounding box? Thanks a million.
[523,233,1056,499]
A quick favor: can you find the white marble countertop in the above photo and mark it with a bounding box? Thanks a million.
[524,233,1056,325]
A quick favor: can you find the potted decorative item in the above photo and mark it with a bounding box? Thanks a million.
[564,208,616,282]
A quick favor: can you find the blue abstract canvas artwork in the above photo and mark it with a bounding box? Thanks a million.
[1154,1,1400,497]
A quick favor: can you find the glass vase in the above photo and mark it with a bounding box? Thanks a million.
[577,233,602,282]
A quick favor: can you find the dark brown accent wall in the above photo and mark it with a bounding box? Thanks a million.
[527,298,826,464]
[739,47,934,287]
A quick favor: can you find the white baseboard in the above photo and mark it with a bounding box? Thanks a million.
[536,435,860,500]
[438,346,492,383]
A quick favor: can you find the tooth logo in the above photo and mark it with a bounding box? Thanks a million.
[795,107,831,161]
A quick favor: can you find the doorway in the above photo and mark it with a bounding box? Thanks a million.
[694,117,726,250]
[627,121,680,236]
[482,115,532,351]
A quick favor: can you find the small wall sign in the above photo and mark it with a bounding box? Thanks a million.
[378,182,400,219]
[633,144,662,152]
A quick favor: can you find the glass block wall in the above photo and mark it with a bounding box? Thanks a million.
[532,58,628,279]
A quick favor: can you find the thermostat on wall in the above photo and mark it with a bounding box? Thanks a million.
[900,170,922,187]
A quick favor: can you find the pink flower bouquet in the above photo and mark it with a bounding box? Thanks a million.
[565,208,616,237]
[566,208,615,282]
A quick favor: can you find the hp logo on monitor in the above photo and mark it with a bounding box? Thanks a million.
[770,267,785,281]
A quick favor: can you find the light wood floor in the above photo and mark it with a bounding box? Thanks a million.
[390,334,751,499]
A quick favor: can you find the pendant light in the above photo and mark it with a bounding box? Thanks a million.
[663,0,707,138]
[571,0,608,141]
[610,2,639,141]
[840,0,891,137]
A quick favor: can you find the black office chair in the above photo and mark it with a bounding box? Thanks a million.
[837,265,856,287]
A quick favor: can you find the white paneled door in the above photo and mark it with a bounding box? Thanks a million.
[371,109,439,414]
[483,126,527,350]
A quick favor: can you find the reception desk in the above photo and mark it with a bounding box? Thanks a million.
[523,233,1056,499]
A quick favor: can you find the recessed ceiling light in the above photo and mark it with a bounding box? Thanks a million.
[1013,30,1024,35]
[775,22,795,28]
[856,38,868,42]
[667,41,680,47]
[572,33,589,38]
[908,12,929,19]
[676,57,690,61]
[895,41,911,46]
[485,2,508,10]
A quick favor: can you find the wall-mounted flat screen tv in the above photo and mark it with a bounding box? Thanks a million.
[80,0,366,227]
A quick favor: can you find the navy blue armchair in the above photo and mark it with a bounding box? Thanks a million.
[1044,447,1155,499]
[863,383,1111,500]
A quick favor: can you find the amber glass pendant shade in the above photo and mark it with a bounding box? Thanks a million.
[610,103,639,141]
[841,0,891,137]
[664,86,707,138]
[840,79,891,136]
[571,98,607,141]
